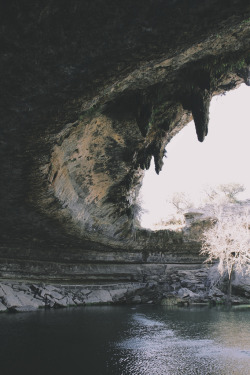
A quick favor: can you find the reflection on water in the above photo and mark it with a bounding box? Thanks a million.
[114,307,250,375]
[0,305,249,375]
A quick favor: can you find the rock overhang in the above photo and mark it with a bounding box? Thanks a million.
[1,0,250,257]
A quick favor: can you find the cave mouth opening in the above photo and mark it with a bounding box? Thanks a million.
[139,84,250,230]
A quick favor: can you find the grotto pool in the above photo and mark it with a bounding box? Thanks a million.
[0,304,249,375]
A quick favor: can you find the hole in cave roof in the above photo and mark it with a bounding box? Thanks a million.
[140,84,250,230]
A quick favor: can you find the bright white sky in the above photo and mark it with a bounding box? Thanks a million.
[140,84,250,228]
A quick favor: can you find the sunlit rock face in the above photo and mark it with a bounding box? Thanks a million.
[43,113,144,239]
[1,1,250,279]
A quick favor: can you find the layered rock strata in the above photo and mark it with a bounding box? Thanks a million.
[0,265,249,313]
[1,1,250,281]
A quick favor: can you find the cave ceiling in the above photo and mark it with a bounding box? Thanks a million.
[1,0,250,254]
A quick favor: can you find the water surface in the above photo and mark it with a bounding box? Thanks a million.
[0,305,249,375]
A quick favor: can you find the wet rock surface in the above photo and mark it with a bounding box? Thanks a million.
[0,266,249,313]
[0,281,148,312]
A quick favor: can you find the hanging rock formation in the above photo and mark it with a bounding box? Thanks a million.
[1,0,250,281]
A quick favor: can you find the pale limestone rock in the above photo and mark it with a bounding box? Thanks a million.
[18,284,31,292]
[1,288,43,309]
[39,288,48,298]
[15,291,42,308]
[0,283,14,296]
[178,288,199,299]
[73,298,84,305]
[0,301,7,312]
[44,285,61,293]
[54,297,68,307]
[85,290,112,304]
[3,294,23,308]
[49,290,64,300]
[66,296,76,306]
[233,272,250,294]
[109,288,127,301]
[81,289,91,295]
[38,287,63,300]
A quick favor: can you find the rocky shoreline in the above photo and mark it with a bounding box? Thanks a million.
[0,267,249,313]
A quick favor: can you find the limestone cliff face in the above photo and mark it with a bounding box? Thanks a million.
[1,1,250,279]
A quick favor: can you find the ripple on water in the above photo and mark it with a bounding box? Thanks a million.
[113,311,250,375]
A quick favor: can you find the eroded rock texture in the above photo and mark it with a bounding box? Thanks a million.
[1,1,250,280]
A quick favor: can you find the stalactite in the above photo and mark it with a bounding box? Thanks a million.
[191,89,211,142]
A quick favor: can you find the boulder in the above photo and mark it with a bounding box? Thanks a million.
[43,285,61,293]
[2,289,43,309]
[15,291,43,308]
[17,284,31,292]
[0,301,7,312]
[66,296,76,306]
[81,289,92,296]
[38,288,48,298]
[54,297,69,307]
[0,283,14,296]
[109,288,127,302]
[208,287,225,298]
[3,294,23,309]
[73,298,84,306]
[84,290,112,304]
[178,288,198,299]
[49,290,64,300]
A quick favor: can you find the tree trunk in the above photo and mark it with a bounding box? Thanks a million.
[228,265,234,301]
[228,273,232,301]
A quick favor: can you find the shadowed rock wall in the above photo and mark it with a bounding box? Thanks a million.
[1,1,250,280]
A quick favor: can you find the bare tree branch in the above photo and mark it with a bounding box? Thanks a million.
[201,208,250,298]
